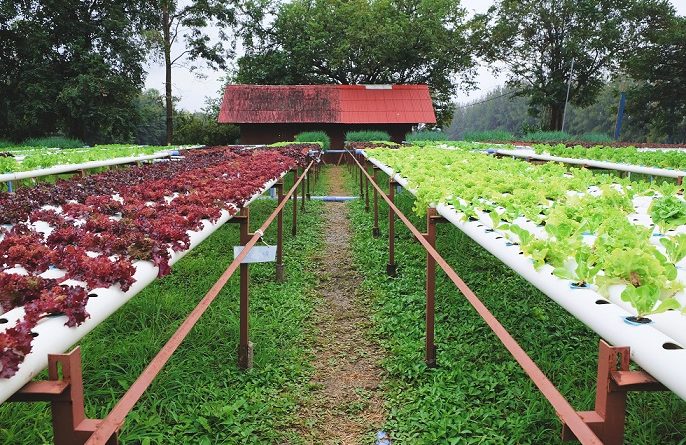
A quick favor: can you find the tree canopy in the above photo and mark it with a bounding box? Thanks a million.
[0,0,151,143]
[622,13,686,142]
[237,0,476,126]
[474,0,676,131]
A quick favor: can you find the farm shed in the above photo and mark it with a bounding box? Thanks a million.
[217,84,437,149]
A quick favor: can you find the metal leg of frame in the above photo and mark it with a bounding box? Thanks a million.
[8,348,119,445]
[561,340,667,444]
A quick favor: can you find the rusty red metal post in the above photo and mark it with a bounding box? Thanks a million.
[275,180,285,282]
[300,169,306,212]
[372,166,381,237]
[8,348,119,445]
[562,340,667,445]
[359,157,364,198]
[387,178,397,276]
[364,161,370,212]
[292,168,298,236]
[237,207,253,370]
[306,169,311,200]
[423,208,440,367]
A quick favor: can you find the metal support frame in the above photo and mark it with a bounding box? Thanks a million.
[421,208,447,367]
[292,168,298,237]
[306,168,311,200]
[372,166,381,237]
[300,169,306,212]
[359,156,364,199]
[230,208,254,370]
[562,340,667,445]
[364,161,370,212]
[8,348,119,445]
[275,179,285,283]
[386,178,398,277]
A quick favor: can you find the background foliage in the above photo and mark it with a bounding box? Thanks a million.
[237,0,477,126]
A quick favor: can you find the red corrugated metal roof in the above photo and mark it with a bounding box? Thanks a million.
[218,84,436,124]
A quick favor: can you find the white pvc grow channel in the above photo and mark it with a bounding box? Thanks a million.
[497,148,686,179]
[363,152,686,402]
[0,174,284,404]
[0,151,175,183]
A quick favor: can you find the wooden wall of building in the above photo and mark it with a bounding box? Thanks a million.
[238,123,413,149]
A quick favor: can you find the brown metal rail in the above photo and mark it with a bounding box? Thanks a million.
[348,151,605,445]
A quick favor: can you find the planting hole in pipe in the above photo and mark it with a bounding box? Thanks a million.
[46,312,65,318]
[88,292,98,298]
[663,342,684,350]
[595,299,611,305]
[625,316,653,325]
[30,332,38,337]
[0,318,7,324]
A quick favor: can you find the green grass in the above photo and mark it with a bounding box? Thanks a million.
[576,132,614,144]
[463,129,514,142]
[0,173,325,444]
[405,130,449,142]
[345,130,392,142]
[294,131,331,151]
[347,171,686,444]
[20,136,85,149]
[522,131,572,143]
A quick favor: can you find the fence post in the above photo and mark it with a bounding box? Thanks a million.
[387,178,397,276]
[359,156,364,199]
[423,208,439,368]
[365,161,370,212]
[306,169,311,200]
[275,180,285,283]
[238,207,253,370]
[292,168,298,237]
[301,169,306,212]
[372,166,381,237]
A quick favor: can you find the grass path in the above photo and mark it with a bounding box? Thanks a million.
[294,165,385,444]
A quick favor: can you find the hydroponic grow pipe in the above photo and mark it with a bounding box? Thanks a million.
[360,151,686,403]
[495,148,686,180]
[0,151,174,183]
[348,151,603,445]
[0,171,287,405]
[83,161,313,445]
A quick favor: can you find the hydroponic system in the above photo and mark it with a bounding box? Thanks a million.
[1,137,684,444]
[0,145,318,404]
[361,146,686,401]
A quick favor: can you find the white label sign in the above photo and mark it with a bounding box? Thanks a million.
[233,246,277,263]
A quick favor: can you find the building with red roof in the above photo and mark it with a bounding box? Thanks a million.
[218,84,436,148]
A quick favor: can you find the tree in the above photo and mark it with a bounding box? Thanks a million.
[146,0,237,144]
[237,0,476,126]
[623,14,686,143]
[0,0,150,143]
[174,111,239,145]
[134,89,167,145]
[474,0,674,131]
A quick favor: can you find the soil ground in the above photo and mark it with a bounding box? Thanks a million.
[295,165,385,444]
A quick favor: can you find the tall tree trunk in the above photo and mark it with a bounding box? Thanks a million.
[163,3,173,145]
[548,103,564,131]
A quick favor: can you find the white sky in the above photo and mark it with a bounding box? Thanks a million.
[145,0,686,112]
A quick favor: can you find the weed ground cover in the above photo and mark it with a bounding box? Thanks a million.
[348,171,686,444]
[0,172,324,444]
